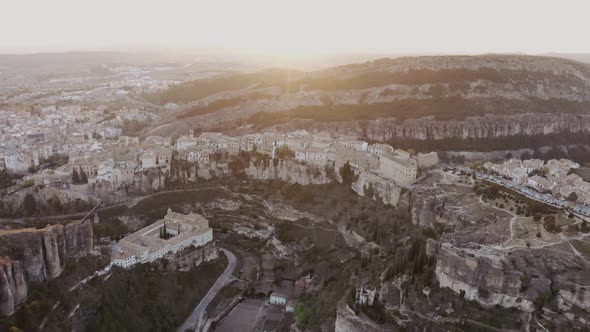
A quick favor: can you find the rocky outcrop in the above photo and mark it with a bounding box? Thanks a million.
[365,113,590,141]
[409,187,446,228]
[170,243,218,271]
[0,186,96,217]
[351,172,401,206]
[0,259,27,318]
[560,286,590,313]
[245,158,332,185]
[433,242,537,312]
[334,302,390,332]
[0,222,93,316]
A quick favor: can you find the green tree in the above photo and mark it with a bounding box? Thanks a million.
[23,193,36,216]
[568,192,579,202]
[72,168,80,184]
[294,302,311,329]
[80,168,89,184]
[339,161,355,185]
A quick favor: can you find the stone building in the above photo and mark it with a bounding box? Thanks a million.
[113,209,213,269]
[378,152,417,187]
[355,287,376,306]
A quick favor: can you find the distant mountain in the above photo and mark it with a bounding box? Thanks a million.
[144,54,590,147]
[541,53,590,64]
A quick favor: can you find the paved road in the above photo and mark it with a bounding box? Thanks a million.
[475,171,590,218]
[177,248,237,332]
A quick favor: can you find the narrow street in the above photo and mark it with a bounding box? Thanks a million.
[177,248,237,332]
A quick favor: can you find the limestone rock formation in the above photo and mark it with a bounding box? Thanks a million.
[351,172,401,206]
[170,243,218,271]
[334,302,391,332]
[433,242,536,312]
[0,222,93,316]
[245,158,332,185]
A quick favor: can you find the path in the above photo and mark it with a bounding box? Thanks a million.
[177,248,237,332]
[0,186,231,224]
[38,301,60,330]
[567,241,590,266]
[478,195,519,246]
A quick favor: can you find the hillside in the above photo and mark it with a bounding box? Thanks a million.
[144,54,590,145]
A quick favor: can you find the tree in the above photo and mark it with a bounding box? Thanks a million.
[364,183,375,199]
[567,192,579,202]
[339,161,355,185]
[294,302,311,329]
[520,151,532,160]
[80,168,89,184]
[72,168,80,184]
[23,193,36,217]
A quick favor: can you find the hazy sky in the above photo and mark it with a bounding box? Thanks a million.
[2,0,589,55]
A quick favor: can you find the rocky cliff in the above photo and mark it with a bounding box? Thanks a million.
[432,242,537,312]
[245,159,332,185]
[170,243,218,271]
[351,172,401,206]
[0,222,93,316]
[343,113,590,141]
[0,186,96,218]
[334,302,391,332]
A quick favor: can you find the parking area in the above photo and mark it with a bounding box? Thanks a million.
[216,299,264,332]
[476,172,590,217]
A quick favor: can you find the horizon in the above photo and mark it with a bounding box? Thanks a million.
[3,0,590,57]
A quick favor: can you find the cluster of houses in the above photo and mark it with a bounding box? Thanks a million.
[0,103,439,192]
[484,158,590,204]
[0,105,142,174]
[335,141,438,187]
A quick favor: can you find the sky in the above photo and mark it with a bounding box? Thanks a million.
[1,0,589,55]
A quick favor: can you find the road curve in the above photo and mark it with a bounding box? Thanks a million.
[177,248,237,332]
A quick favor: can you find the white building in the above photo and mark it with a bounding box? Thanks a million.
[4,151,33,173]
[270,292,288,306]
[337,140,368,152]
[355,287,376,306]
[368,143,394,158]
[113,209,213,269]
[95,159,137,190]
[303,147,328,165]
[379,152,417,187]
[176,130,199,150]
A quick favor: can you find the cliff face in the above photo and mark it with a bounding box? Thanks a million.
[0,259,27,318]
[433,243,536,312]
[334,302,391,332]
[0,222,93,316]
[0,186,96,217]
[365,113,590,141]
[245,159,332,185]
[351,172,401,206]
[170,243,218,271]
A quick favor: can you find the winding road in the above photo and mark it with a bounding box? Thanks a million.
[177,248,237,332]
